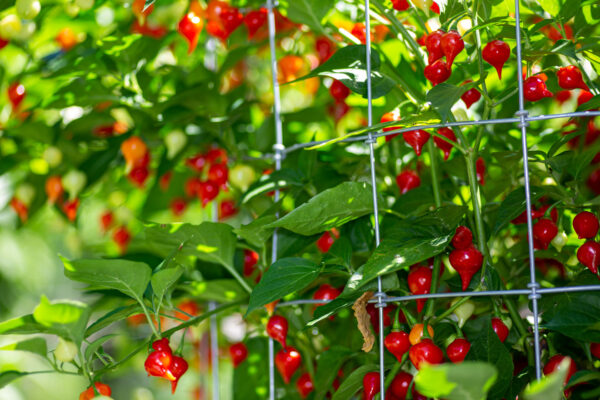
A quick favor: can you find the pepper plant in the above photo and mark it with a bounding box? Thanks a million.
[0,0,600,399]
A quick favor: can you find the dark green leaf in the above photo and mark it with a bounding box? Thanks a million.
[233,338,269,400]
[266,182,376,236]
[345,206,465,291]
[288,45,396,99]
[62,257,152,301]
[280,0,334,34]
[0,371,27,389]
[85,304,142,337]
[135,222,250,293]
[241,169,304,204]
[550,39,578,59]
[465,319,514,400]
[492,186,546,235]
[151,267,183,305]
[313,347,355,400]
[187,279,248,303]
[331,364,378,400]
[542,292,600,342]
[247,258,321,314]
[0,338,47,357]
[426,82,474,122]
[85,334,118,362]
[415,362,498,400]
[0,314,51,336]
[235,215,277,248]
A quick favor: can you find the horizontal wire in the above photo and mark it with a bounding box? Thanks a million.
[275,284,600,308]
[249,110,600,159]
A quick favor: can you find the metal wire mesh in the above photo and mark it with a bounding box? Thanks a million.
[210,0,600,398]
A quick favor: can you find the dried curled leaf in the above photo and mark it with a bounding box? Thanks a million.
[353,291,375,352]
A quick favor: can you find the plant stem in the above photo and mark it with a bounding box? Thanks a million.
[428,140,442,208]
[423,140,443,317]
[434,295,472,323]
[137,297,161,338]
[384,360,403,389]
[473,105,490,154]
[472,0,492,104]
[371,0,427,70]
[94,301,243,379]
[465,152,487,257]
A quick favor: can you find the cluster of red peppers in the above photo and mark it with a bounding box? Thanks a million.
[144,337,189,393]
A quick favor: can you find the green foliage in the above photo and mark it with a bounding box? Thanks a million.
[415,362,498,400]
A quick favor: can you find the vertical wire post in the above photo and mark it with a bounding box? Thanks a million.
[363,0,386,396]
[209,202,220,399]
[513,0,542,380]
[208,301,220,399]
[267,0,284,398]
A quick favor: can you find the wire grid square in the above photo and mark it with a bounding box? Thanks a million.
[213,1,600,399]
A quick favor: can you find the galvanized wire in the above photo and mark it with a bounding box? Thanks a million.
[239,0,600,397]
[267,0,284,398]
[208,301,220,400]
[275,284,600,308]
[363,0,387,396]
[514,0,542,380]
[265,110,600,156]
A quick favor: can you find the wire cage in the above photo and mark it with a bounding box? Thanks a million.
[204,0,600,399]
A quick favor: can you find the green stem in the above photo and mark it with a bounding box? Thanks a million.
[472,0,492,103]
[94,301,243,379]
[384,360,404,390]
[434,296,471,323]
[504,296,534,365]
[428,140,442,208]
[465,153,487,257]
[371,0,427,70]
[424,256,442,318]
[473,105,490,154]
[137,297,161,338]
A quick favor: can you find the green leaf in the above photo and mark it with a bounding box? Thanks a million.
[85,334,118,362]
[241,169,304,204]
[235,215,277,248]
[233,337,269,400]
[331,364,378,400]
[538,0,561,16]
[550,39,578,60]
[136,222,251,293]
[32,296,91,345]
[280,0,334,34]
[247,258,321,314]
[465,319,514,400]
[151,267,183,305]
[345,205,465,291]
[521,358,569,400]
[0,314,51,336]
[62,257,152,301]
[85,304,142,337]
[426,82,474,122]
[576,94,600,111]
[542,292,600,342]
[266,182,376,236]
[187,279,248,303]
[323,237,353,269]
[313,347,355,400]
[492,186,546,235]
[0,338,47,357]
[0,371,27,389]
[415,362,498,400]
[288,45,396,99]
